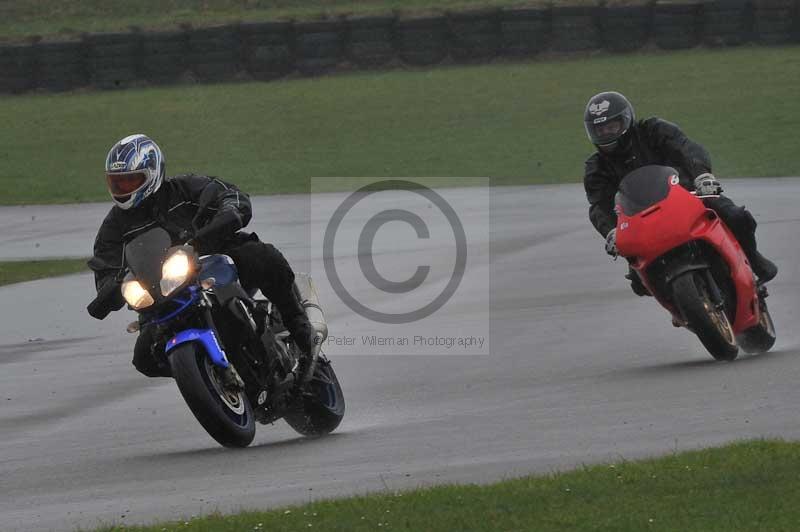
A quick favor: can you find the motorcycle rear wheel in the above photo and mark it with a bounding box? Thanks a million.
[284,354,345,437]
[170,343,256,448]
[738,295,776,354]
[672,272,739,361]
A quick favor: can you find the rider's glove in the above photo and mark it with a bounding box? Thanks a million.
[605,228,618,257]
[694,173,722,196]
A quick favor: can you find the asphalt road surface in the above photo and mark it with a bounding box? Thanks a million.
[2,180,799,531]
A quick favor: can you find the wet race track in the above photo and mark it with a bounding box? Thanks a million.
[1,180,799,531]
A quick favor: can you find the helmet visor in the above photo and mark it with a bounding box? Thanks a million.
[587,117,626,146]
[585,107,633,147]
[106,170,148,197]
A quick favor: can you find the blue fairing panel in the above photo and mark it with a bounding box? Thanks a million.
[199,254,239,287]
[165,328,230,368]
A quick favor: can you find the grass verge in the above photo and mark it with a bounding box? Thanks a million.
[0,258,88,287]
[89,439,800,531]
[1,46,797,204]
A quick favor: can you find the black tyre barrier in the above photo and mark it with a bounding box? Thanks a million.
[188,25,241,82]
[447,9,502,62]
[396,16,449,66]
[704,0,753,46]
[347,16,396,68]
[653,2,702,50]
[3,4,800,96]
[500,7,551,56]
[240,21,294,80]
[295,21,345,75]
[141,30,189,84]
[37,41,87,91]
[551,6,602,52]
[753,0,797,44]
[601,4,652,52]
[0,44,36,93]
[86,32,141,89]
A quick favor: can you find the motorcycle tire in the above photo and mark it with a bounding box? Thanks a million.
[170,343,256,448]
[672,272,739,361]
[738,296,777,354]
[284,354,345,437]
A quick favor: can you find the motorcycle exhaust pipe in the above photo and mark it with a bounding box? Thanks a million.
[293,273,328,357]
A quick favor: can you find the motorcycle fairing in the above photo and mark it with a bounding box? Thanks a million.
[151,285,200,325]
[199,254,251,303]
[199,255,238,286]
[616,169,759,333]
[165,328,231,368]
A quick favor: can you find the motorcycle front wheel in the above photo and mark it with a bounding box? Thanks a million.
[672,272,739,361]
[170,343,256,448]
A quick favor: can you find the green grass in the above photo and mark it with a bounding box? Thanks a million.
[89,439,800,532]
[0,0,563,41]
[1,45,797,205]
[0,259,89,286]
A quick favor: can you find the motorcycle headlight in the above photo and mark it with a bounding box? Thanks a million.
[160,249,192,296]
[122,279,155,309]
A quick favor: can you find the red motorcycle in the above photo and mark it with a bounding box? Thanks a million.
[615,165,776,361]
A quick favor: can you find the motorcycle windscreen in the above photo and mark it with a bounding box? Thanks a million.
[616,165,678,216]
[124,227,172,294]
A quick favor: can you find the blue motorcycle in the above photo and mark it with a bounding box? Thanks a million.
[89,227,344,447]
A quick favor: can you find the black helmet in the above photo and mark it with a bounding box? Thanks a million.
[584,91,635,153]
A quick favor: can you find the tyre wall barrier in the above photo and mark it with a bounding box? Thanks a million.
[705,0,753,46]
[0,44,36,93]
[86,32,141,89]
[396,16,449,66]
[189,25,240,82]
[1,2,799,95]
[602,5,651,52]
[500,7,551,56]
[141,29,189,85]
[653,3,702,50]
[37,41,87,92]
[240,21,294,80]
[447,9,502,62]
[753,0,798,43]
[551,6,601,52]
[295,21,345,75]
[347,16,396,69]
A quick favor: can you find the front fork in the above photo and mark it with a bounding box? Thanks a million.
[702,269,724,310]
[163,294,245,391]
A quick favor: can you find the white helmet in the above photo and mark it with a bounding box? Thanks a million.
[104,134,165,209]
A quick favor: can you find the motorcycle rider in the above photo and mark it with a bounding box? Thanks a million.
[583,91,777,295]
[87,134,315,379]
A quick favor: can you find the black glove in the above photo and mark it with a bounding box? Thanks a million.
[87,278,126,320]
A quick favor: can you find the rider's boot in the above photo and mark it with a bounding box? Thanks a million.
[724,207,777,284]
[746,249,778,284]
[285,315,316,386]
[270,285,317,386]
[625,268,651,297]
